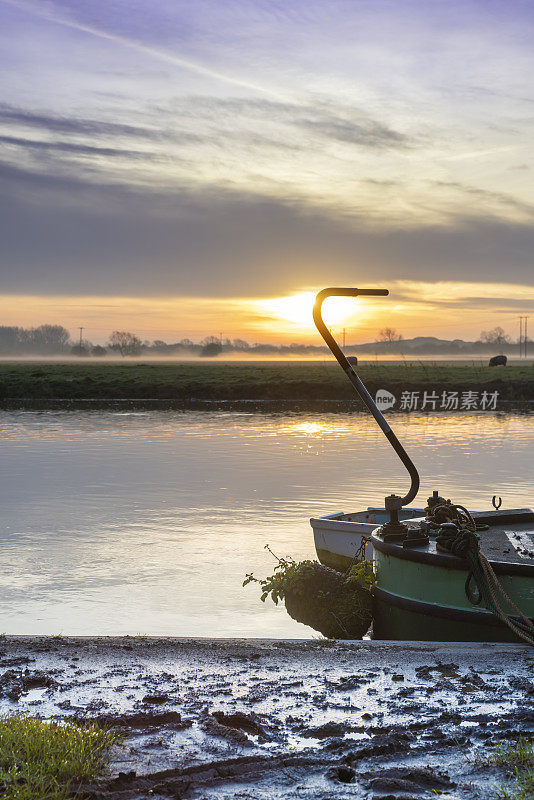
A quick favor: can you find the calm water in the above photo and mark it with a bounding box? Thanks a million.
[0,409,532,637]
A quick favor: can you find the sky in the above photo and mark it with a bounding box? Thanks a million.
[1,0,533,345]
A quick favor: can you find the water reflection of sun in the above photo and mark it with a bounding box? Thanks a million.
[282,420,351,438]
[257,292,360,329]
[290,421,328,436]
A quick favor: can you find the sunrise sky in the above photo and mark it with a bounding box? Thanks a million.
[1,0,533,345]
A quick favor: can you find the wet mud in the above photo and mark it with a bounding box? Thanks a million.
[0,637,532,799]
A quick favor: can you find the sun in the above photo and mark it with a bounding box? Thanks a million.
[257,291,359,329]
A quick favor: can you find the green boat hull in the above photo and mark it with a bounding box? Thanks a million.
[372,588,530,643]
[371,529,534,644]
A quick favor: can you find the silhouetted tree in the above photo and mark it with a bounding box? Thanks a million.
[0,326,23,353]
[71,344,89,356]
[232,338,250,351]
[480,327,511,346]
[108,331,142,356]
[200,336,223,357]
[29,324,70,353]
[378,327,403,343]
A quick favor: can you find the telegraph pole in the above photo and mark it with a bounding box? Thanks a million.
[342,327,346,348]
[79,327,84,348]
[519,316,530,358]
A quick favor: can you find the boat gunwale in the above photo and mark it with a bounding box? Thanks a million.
[310,507,426,530]
[371,534,534,578]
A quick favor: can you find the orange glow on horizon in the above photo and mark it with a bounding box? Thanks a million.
[0,280,532,346]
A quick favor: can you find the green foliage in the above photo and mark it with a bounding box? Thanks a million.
[476,737,534,800]
[493,738,533,800]
[243,549,312,605]
[346,559,376,590]
[489,737,533,769]
[244,546,375,639]
[496,770,533,800]
[0,713,118,800]
[243,546,375,605]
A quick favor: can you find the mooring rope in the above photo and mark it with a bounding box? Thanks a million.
[434,514,534,647]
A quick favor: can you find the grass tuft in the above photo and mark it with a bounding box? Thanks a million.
[489,738,534,770]
[480,737,534,800]
[0,713,118,799]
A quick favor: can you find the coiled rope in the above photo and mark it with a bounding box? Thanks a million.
[431,506,534,647]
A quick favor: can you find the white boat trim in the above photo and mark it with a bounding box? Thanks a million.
[311,507,425,566]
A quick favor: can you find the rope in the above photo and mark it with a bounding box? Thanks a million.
[479,552,534,636]
[429,501,477,531]
[344,536,370,575]
[435,521,534,647]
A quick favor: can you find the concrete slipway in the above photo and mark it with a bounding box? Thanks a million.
[0,637,532,799]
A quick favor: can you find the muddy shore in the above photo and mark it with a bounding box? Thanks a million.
[1,636,532,798]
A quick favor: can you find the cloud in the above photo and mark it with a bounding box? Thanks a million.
[0,133,162,160]
[0,0,285,98]
[296,115,408,148]
[432,180,534,218]
[390,282,534,311]
[0,96,416,222]
[0,97,410,189]
[1,163,533,297]
[1,0,533,305]
[0,96,410,153]
[154,95,411,148]
[0,103,159,139]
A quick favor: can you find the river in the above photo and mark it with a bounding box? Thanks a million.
[0,409,532,637]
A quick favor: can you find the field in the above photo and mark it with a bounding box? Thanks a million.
[0,361,532,404]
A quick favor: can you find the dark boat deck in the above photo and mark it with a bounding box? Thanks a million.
[471,509,534,564]
[479,521,534,564]
[375,509,534,576]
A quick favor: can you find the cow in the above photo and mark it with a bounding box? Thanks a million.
[489,354,507,367]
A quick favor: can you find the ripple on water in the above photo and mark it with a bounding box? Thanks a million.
[0,409,532,635]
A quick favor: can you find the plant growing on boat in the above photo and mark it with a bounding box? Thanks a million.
[244,546,375,640]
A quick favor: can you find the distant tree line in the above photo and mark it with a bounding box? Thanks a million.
[0,324,528,357]
[0,325,70,354]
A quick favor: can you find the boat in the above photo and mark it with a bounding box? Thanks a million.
[310,507,425,569]
[310,286,534,644]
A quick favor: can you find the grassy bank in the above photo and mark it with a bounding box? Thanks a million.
[0,361,532,404]
[0,714,117,799]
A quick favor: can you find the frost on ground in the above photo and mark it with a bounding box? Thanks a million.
[0,637,532,799]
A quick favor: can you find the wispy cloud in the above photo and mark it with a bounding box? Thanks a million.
[297,115,408,148]
[0,133,162,160]
[0,103,160,138]
[0,0,287,98]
